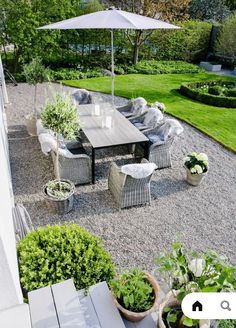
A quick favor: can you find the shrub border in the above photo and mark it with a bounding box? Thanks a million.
[179,80,236,108]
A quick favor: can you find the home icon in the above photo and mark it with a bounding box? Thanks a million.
[192,301,203,312]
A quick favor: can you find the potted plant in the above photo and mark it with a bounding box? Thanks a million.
[155,243,236,328]
[184,152,208,186]
[23,57,50,136]
[41,92,80,214]
[110,268,160,322]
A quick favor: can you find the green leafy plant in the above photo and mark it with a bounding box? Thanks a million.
[218,320,236,328]
[163,306,198,328]
[46,180,73,200]
[17,224,115,292]
[155,242,236,301]
[23,58,50,118]
[127,60,202,75]
[41,91,80,196]
[110,268,154,313]
[184,152,208,174]
[208,85,222,96]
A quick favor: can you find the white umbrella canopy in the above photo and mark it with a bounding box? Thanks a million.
[38,8,180,103]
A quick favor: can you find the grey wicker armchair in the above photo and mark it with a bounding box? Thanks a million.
[71,89,93,105]
[116,97,147,119]
[108,159,156,209]
[130,107,164,132]
[143,119,184,169]
[51,146,92,185]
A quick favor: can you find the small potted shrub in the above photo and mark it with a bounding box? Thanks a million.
[17,224,115,293]
[41,92,80,214]
[23,57,50,136]
[110,268,160,322]
[155,243,236,328]
[184,152,208,186]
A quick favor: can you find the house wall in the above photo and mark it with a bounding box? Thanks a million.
[0,87,23,310]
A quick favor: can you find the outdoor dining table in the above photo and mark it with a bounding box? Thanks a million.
[77,103,149,184]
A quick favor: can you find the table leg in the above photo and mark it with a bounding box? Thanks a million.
[92,148,95,184]
[144,141,149,160]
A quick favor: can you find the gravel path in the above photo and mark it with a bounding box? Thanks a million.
[6,82,236,272]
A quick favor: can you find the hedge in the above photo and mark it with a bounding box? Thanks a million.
[180,81,236,108]
[17,224,115,292]
[151,20,212,63]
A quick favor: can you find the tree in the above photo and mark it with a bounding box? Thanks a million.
[23,58,50,118]
[216,12,236,64]
[102,0,188,64]
[189,0,231,22]
[0,0,81,69]
[41,92,80,190]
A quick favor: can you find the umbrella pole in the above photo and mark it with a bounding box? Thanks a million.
[111,29,115,106]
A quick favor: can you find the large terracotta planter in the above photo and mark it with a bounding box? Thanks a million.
[159,291,210,328]
[43,179,75,215]
[113,273,160,322]
[186,169,207,186]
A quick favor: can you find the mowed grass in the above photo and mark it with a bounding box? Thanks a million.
[63,73,236,152]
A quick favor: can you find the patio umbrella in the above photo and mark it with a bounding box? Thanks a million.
[38,7,180,104]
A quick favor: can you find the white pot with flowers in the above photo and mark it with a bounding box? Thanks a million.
[184,152,208,186]
[40,92,80,214]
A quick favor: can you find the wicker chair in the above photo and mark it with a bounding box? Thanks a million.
[116,97,147,119]
[71,89,93,105]
[130,107,164,132]
[143,119,184,169]
[108,159,156,209]
[51,145,92,185]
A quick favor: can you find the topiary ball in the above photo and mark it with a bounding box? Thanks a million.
[17,224,115,292]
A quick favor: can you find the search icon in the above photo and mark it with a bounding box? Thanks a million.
[221,300,231,311]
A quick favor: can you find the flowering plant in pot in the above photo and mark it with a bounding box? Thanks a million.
[155,243,236,328]
[110,268,160,322]
[184,152,208,186]
[23,57,50,136]
[41,92,80,214]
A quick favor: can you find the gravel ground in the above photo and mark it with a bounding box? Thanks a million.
[6,82,236,272]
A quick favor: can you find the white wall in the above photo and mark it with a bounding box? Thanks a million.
[0,87,23,310]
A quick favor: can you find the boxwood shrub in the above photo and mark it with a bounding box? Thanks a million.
[180,81,236,108]
[17,224,115,292]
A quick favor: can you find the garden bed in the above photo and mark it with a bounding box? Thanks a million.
[180,80,236,108]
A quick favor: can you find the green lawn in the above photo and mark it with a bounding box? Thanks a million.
[62,73,236,152]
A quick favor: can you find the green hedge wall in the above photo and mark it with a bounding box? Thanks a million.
[180,81,236,108]
[151,20,212,63]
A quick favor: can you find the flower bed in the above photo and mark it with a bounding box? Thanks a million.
[180,80,236,108]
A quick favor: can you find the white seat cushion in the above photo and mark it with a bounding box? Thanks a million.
[121,163,157,179]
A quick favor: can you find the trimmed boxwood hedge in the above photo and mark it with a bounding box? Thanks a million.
[17,224,115,292]
[179,81,236,108]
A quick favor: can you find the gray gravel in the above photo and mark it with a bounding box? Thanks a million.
[6,82,236,272]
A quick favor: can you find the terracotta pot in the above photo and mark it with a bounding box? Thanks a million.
[42,179,75,215]
[159,291,210,328]
[25,114,37,136]
[186,169,207,186]
[113,272,160,322]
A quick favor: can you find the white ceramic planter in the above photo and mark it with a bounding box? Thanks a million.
[186,169,207,186]
[200,62,222,72]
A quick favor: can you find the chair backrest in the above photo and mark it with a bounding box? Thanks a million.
[152,101,166,112]
[156,119,184,141]
[72,89,92,105]
[132,97,147,116]
[144,108,164,128]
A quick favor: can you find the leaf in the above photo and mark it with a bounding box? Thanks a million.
[182,316,194,327]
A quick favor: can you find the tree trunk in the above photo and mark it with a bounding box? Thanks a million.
[34,84,37,119]
[132,30,143,65]
[55,134,61,190]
